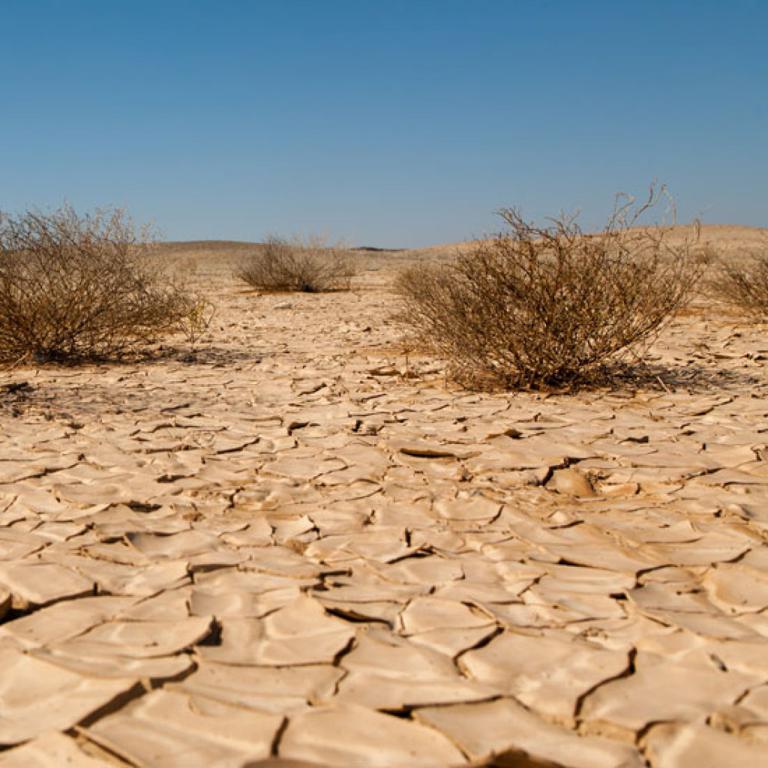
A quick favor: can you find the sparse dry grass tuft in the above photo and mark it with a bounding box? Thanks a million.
[712,248,768,319]
[396,189,703,389]
[0,205,199,362]
[236,235,355,292]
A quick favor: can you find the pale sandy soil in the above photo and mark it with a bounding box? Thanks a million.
[0,226,767,767]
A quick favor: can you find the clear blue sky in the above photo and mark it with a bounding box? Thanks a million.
[2,0,766,247]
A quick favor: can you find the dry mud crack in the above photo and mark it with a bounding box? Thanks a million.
[0,253,767,767]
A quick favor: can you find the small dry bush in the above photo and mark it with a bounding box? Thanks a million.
[237,235,355,292]
[713,249,768,319]
[396,190,703,389]
[0,205,198,362]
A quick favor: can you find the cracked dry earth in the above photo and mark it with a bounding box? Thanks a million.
[1,246,768,768]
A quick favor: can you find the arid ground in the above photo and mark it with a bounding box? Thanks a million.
[1,226,768,767]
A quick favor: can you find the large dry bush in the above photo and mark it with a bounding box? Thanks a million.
[0,205,197,362]
[713,249,768,319]
[397,191,702,389]
[236,235,355,292]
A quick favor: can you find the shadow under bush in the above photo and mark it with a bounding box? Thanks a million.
[396,190,703,390]
[0,205,199,362]
[236,235,355,292]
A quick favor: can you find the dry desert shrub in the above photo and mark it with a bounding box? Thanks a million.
[0,205,198,362]
[236,235,355,292]
[713,249,768,319]
[396,191,703,389]
[176,295,216,347]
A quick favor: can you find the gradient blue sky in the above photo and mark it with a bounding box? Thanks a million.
[2,0,766,247]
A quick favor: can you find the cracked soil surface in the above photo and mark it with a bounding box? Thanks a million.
[1,236,767,767]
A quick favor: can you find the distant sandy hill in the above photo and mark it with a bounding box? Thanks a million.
[408,224,768,260]
[152,240,406,259]
[152,240,262,257]
[155,224,766,262]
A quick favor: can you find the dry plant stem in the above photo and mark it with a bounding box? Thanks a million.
[396,187,703,389]
[178,296,216,347]
[714,248,768,319]
[0,205,198,362]
[236,235,355,292]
